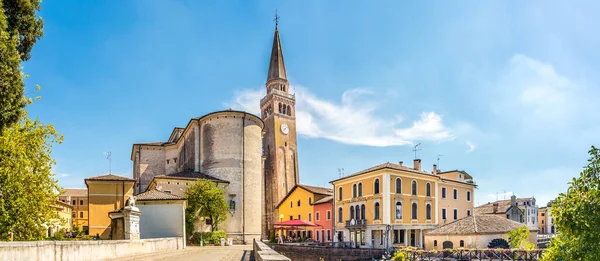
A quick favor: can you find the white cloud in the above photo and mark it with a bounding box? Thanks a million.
[227,85,454,147]
[466,141,476,152]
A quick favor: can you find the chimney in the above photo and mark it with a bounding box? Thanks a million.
[398,161,403,167]
[511,195,517,205]
[432,164,437,175]
[413,159,421,171]
[492,202,499,213]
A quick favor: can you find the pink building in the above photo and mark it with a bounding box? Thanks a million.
[313,196,333,242]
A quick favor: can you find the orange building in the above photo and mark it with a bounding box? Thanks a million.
[313,196,334,242]
[85,174,135,239]
[59,188,89,232]
[275,184,333,240]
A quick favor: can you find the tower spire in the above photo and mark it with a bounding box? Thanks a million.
[267,11,287,81]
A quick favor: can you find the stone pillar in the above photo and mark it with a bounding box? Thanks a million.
[404,229,409,246]
[109,206,142,240]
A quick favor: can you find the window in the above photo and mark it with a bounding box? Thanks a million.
[358,183,362,197]
[327,210,331,220]
[467,191,471,201]
[434,240,438,247]
[467,210,471,216]
[72,212,76,218]
[395,202,402,219]
[412,180,417,195]
[316,212,320,221]
[229,198,236,211]
[290,201,293,208]
[80,200,84,205]
[453,189,458,200]
[412,203,418,219]
[374,179,380,194]
[355,205,360,220]
[298,214,301,220]
[454,209,458,220]
[374,202,380,220]
[442,187,447,198]
[395,178,402,194]
[327,230,331,241]
[507,214,510,219]
[316,230,320,241]
[297,200,301,207]
[290,215,293,221]
[361,204,365,220]
[338,207,343,223]
[350,206,355,219]
[426,204,432,220]
[206,219,212,225]
[80,212,83,218]
[309,213,312,222]
[442,208,447,220]
[72,200,76,205]
[309,197,312,205]
[426,183,431,197]
[460,240,464,247]
[338,187,343,201]
[541,213,545,217]
[353,184,357,198]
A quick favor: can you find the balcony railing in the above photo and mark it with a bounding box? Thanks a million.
[260,89,295,104]
[345,219,367,228]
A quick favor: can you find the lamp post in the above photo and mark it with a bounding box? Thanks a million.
[199,217,204,247]
[279,214,284,240]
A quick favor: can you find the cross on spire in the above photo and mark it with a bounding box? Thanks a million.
[274,9,280,29]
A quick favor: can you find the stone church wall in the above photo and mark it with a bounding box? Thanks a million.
[135,147,166,194]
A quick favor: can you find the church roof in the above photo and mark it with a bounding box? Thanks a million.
[85,174,135,182]
[267,27,287,81]
[426,215,537,236]
[136,189,185,201]
[156,170,229,183]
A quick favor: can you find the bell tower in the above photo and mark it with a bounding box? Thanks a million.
[261,16,299,236]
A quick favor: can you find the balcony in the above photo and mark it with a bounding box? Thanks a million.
[345,219,367,228]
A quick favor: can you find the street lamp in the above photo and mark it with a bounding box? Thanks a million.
[199,217,205,247]
[279,214,284,222]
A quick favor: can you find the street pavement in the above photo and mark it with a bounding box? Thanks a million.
[108,245,254,261]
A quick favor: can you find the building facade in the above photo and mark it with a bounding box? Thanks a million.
[436,168,475,226]
[313,196,334,242]
[538,207,547,234]
[85,174,135,239]
[46,200,74,237]
[261,24,300,237]
[131,110,264,243]
[59,188,89,232]
[275,184,333,240]
[330,160,476,249]
[474,196,536,227]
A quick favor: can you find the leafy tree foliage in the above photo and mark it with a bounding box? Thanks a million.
[542,146,600,261]
[507,225,530,249]
[487,238,509,249]
[2,0,44,61]
[0,111,63,240]
[185,179,228,233]
[0,0,25,130]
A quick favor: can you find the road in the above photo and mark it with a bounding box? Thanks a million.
[108,245,254,261]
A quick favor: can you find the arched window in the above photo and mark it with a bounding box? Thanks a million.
[287,105,291,116]
[282,105,287,115]
[374,202,380,220]
[338,207,343,223]
[426,183,431,197]
[412,202,418,220]
[412,180,417,195]
[297,200,301,207]
[278,103,282,113]
[353,184,357,198]
[434,240,438,247]
[426,204,432,220]
[361,204,365,220]
[395,178,402,194]
[355,206,360,220]
[453,189,458,199]
[309,197,312,205]
[467,191,471,201]
[338,187,342,201]
[358,183,363,197]
[350,206,355,219]
[395,202,402,219]
[374,179,380,194]
[460,240,465,247]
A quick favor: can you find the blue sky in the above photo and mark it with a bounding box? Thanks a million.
[25,1,600,207]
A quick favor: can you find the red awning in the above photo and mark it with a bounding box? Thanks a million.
[273,219,319,227]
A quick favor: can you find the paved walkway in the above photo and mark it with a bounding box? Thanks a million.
[108,245,254,261]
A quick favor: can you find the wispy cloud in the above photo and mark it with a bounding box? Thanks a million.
[466,141,476,153]
[227,85,454,147]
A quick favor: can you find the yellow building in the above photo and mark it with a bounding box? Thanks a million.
[85,174,135,239]
[46,200,74,237]
[330,159,476,249]
[59,188,89,232]
[275,184,333,239]
[436,170,476,225]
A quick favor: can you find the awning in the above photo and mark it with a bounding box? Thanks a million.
[273,219,319,227]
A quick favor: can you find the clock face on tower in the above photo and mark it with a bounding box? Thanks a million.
[280,123,289,135]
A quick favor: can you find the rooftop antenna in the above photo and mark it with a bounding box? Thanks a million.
[503,190,507,200]
[105,151,112,174]
[437,154,444,169]
[337,168,344,178]
[413,143,421,159]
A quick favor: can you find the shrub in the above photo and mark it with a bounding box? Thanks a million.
[392,251,406,261]
[52,229,65,240]
[211,230,226,244]
[487,238,509,249]
[81,235,93,240]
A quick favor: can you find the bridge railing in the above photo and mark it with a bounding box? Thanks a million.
[394,248,545,261]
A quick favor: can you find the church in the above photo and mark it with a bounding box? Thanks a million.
[131,22,300,241]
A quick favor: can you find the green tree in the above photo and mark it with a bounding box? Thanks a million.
[185,179,228,233]
[507,225,530,249]
[0,111,63,240]
[542,146,600,261]
[2,0,44,61]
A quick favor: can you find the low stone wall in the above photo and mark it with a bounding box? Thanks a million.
[269,244,386,261]
[0,237,185,261]
[253,239,290,261]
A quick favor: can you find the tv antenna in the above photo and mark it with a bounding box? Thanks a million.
[437,154,444,168]
[337,168,344,178]
[105,151,112,174]
[413,143,421,159]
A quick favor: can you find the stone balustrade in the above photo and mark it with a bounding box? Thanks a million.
[253,239,290,261]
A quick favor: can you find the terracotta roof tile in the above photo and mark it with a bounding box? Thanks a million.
[136,189,185,201]
[298,184,333,196]
[426,215,537,235]
[330,162,434,183]
[313,196,333,205]
[61,188,88,197]
[157,170,229,183]
[85,174,135,182]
